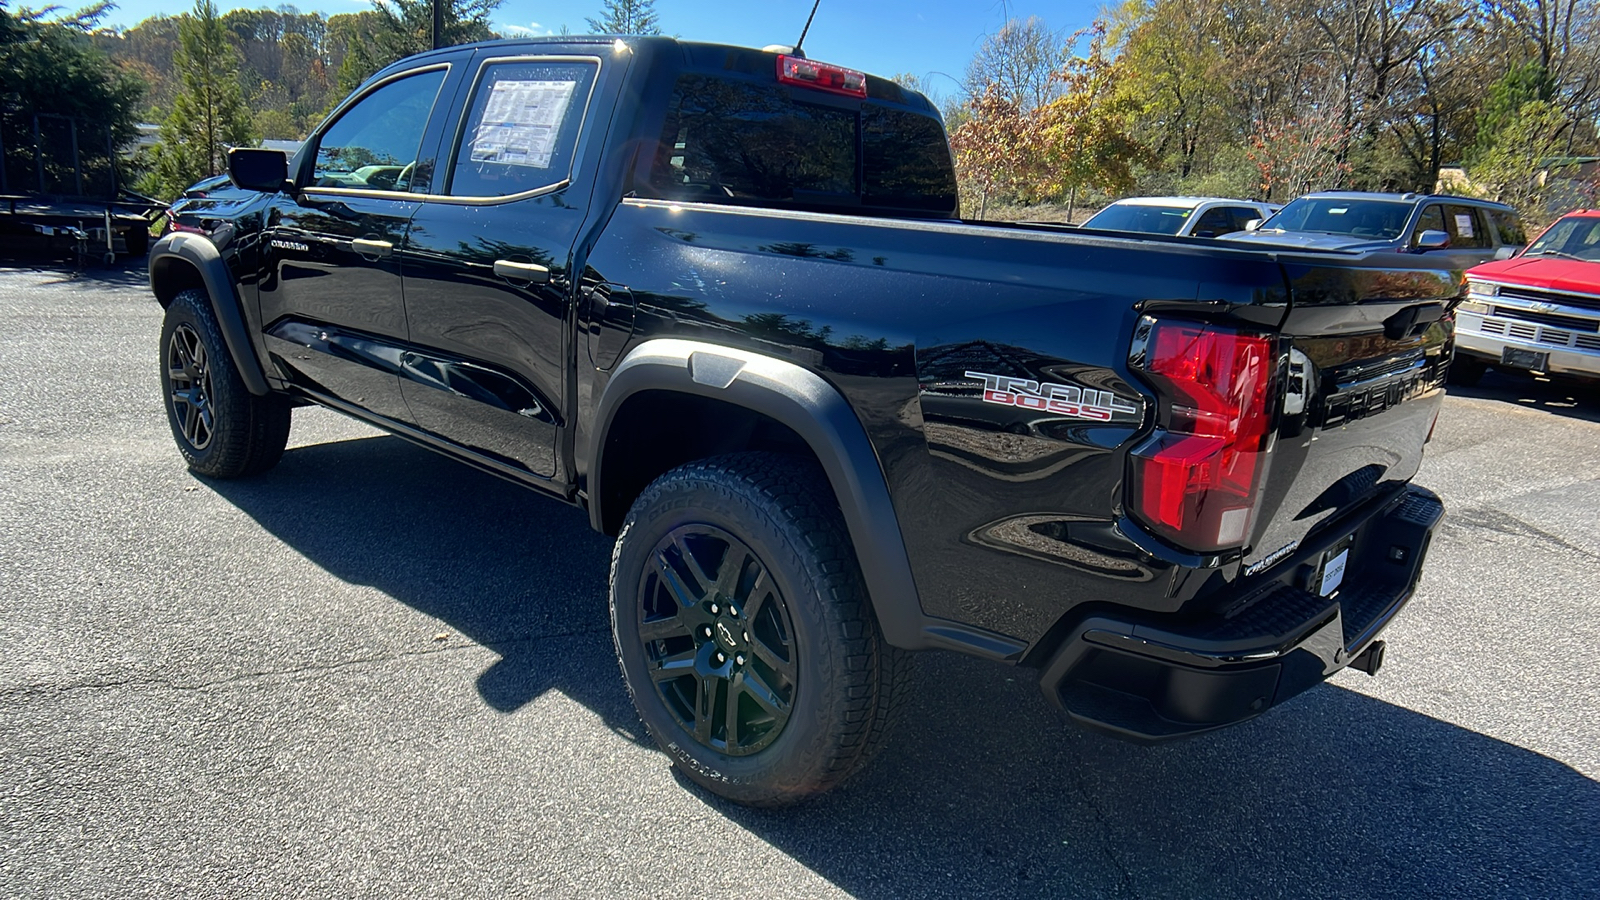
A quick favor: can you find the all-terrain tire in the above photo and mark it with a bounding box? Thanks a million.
[160,288,290,478]
[610,452,910,807]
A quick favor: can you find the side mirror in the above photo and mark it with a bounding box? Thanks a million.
[1415,229,1450,250]
[227,148,290,193]
[1244,218,1263,232]
[1494,245,1517,261]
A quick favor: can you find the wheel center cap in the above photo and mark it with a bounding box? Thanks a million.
[714,619,741,652]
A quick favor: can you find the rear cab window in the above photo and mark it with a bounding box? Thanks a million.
[642,46,957,217]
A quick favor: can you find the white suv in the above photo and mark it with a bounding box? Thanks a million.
[1080,196,1279,238]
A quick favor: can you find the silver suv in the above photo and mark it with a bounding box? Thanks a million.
[1223,192,1526,268]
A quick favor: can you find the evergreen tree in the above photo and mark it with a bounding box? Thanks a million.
[145,0,252,197]
[335,0,500,96]
[1468,62,1558,166]
[0,2,145,195]
[587,0,661,35]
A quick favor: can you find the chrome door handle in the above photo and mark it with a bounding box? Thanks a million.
[493,259,550,283]
[351,238,393,258]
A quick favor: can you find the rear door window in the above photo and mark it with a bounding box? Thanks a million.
[448,59,599,198]
[1490,209,1528,247]
[1444,205,1492,249]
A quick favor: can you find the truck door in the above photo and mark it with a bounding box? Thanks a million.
[398,53,606,481]
[257,64,455,422]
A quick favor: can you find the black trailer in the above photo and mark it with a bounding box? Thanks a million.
[0,112,164,264]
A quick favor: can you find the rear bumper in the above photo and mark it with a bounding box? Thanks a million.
[1038,485,1443,742]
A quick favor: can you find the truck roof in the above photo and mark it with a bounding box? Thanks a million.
[376,35,939,114]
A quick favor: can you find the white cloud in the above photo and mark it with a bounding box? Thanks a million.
[498,21,554,37]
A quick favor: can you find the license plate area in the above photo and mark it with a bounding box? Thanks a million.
[1500,346,1549,372]
[1313,534,1354,597]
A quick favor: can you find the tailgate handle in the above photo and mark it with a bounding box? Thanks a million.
[1384,303,1444,340]
[494,259,550,284]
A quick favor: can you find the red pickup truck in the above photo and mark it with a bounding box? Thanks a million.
[1455,209,1600,384]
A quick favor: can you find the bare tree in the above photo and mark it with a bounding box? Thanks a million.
[963,16,1063,110]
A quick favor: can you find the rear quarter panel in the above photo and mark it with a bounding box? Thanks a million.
[583,201,1292,645]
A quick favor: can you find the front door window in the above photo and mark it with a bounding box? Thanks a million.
[313,69,448,193]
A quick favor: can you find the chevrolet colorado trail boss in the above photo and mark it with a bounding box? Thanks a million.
[150,36,1450,806]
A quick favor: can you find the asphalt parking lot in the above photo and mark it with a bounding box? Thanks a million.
[1,262,1596,899]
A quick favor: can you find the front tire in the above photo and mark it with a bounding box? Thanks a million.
[160,288,290,478]
[610,452,908,807]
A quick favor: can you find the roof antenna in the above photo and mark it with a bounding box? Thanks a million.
[794,0,822,58]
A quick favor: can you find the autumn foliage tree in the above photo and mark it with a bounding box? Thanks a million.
[950,22,1145,218]
[948,86,1039,217]
[1033,25,1146,218]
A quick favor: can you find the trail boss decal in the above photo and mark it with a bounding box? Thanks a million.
[966,371,1140,422]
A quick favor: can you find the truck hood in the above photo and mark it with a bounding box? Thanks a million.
[1221,230,1393,253]
[1468,255,1600,295]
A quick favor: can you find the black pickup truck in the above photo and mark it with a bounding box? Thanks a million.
[149,36,1450,806]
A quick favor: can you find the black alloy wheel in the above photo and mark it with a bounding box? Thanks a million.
[166,323,215,451]
[159,288,291,478]
[638,524,797,756]
[610,452,911,807]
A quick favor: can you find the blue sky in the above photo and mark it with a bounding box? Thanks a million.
[98,1,1106,106]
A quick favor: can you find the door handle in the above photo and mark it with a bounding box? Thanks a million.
[351,238,393,258]
[494,259,550,284]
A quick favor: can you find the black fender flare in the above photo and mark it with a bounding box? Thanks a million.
[589,338,1026,661]
[148,232,271,397]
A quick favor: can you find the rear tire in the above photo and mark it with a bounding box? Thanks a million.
[610,452,909,807]
[160,288,290,478]
[1448,355,1487,386]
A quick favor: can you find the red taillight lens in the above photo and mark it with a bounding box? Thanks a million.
[1130,319,1275,552]
[776,55,868,98]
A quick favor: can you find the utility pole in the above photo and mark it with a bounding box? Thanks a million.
[432,0,445,50]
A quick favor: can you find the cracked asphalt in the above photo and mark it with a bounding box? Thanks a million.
[1,263,1597,899]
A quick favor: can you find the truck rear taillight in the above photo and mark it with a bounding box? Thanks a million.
[777,55,867,98]
[1130,318,1276,552]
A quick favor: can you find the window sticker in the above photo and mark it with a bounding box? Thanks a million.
[1329,207,1348,215]
[470,79,578,168]
[1454,213,1475,238]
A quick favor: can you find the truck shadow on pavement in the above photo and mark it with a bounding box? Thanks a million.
[1448,368,1600,424]
[210,433,1598,900]
[204,432,642,739]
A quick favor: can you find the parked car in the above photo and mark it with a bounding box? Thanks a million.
[1079,196,1279,238]
[1224,191,1526,269]
[1451,209,1600,384]
[149,36,1450,806]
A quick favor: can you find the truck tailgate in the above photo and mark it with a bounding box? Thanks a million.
[1244,257,1458,573]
